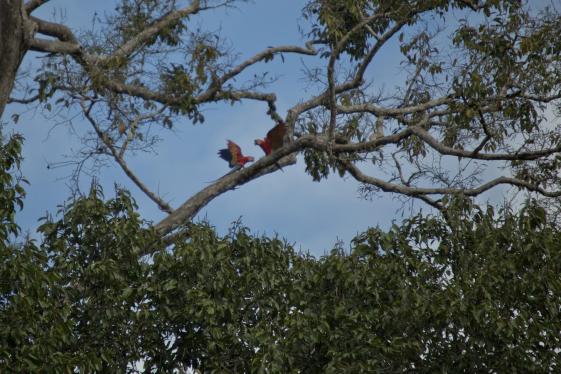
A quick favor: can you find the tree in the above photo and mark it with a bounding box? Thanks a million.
[3,1,561,370]
[2,137,560,371]
[3,0,561,243]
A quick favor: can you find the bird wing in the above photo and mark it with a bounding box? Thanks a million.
[227,140,243,166]
[265,123,286,151]
[218,148,232,163]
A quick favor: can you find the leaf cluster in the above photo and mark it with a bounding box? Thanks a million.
[0,131,26,239]
[114,0,187,47]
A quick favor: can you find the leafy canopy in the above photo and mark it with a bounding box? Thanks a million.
[1,130,560,371]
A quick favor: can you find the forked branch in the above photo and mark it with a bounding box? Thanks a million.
[81,101,174,214]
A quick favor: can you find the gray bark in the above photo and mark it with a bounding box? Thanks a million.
[0,0,27,119]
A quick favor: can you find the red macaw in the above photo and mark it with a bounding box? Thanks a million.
[255,121,286,155]
[218,140,254,171]
[255,121,286,171]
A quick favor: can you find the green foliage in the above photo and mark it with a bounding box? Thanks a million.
[2,180,561,372]
[1,183,158,372]
[304,148,331,181]
[0,131,26,239]
[159,31,225,124]
[300,0,546,184]
[1,131,561,372]
[161,64,197,109]
[446,4,561,153]
[304,0,372,60]
[114,0,187,47]
[302,0,516,60]
[143,223,299,372]
[302,116,363,181]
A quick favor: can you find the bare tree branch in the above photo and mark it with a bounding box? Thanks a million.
[92,77,283,121]
[24,0,49,14]
[197,43,317,122]
[326,12,387,138]
[411,126,561,161]
[8,93,41,104]
[212,44,317,89]
[100,0,201,63]
[344,161,561,206]
[288,19,437,126]
[155,153,297,236]
[30,16,79,43]
[471,109,492,155]
[344,161,442,209]
[28,38,81,54]
[81,101,174,214]
[150,112,561,237]
[335,95,456,117]
[23,1,316,125]
[154,128,415,235]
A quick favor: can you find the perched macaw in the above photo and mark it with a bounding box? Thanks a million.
[255,121,286,155]
[254,121,286,172]
[218,140,254,171]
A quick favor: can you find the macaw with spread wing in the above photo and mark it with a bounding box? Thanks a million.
[255,121,286,155]
[218,140,254,172]
[255,121,286,171]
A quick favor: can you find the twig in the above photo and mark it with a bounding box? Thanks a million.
[81,101,174,214]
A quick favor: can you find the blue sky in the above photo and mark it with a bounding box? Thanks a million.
[6,0,551,255]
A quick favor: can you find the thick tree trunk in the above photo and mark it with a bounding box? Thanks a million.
[0,0,27,119]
